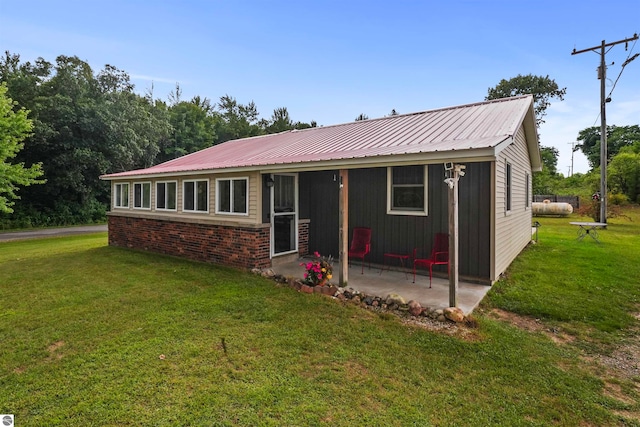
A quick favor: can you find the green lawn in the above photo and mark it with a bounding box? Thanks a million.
[1,209,639,426]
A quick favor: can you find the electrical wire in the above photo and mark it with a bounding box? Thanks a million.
[591,37,638,126]
[606,38,638,100]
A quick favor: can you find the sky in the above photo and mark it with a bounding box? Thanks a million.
[1,0,639,175]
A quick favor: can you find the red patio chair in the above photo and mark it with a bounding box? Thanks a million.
[412,233,449,288]
[348,227,371,274]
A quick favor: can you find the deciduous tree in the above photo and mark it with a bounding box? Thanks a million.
[576,125,640,170]
[0,83,44,213]
[486,74,566,126]
[608,144,640,203]
[532,146,562,194]
[160,97,218,161]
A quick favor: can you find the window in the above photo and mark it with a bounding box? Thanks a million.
[156,181,177,211]
[387,165,427,216]
[114,183,129,208]
[216,178,248,215]
[133,182,151,209]
[525,173,530,208]
[183,179,209,212]
[506,162,512,212]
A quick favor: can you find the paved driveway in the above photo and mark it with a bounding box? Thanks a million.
[0,225,107,242]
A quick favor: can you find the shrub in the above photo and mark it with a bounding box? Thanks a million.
[609,192,629,206]
[576,196,631,222]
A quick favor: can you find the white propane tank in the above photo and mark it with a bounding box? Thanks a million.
[532,200,574,217]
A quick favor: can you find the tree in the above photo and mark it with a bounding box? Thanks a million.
[293,119,317,130]
[576,125,640,170]
[487,74,567,196]
[0,83,44,213]
[0,53,171,224]
[267,107,294,134]
[486,74,566,126]
[159,97,218,161]
[216,95,264,142]
[355,113,368,121]
[532,146,562,194]
[608,143,640,203]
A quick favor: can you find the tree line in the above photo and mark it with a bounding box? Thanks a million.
[1,55,638,229]
[0,52,316,228]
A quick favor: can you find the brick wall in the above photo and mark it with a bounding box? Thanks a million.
[108,215,271,269]
[298,219,309,257]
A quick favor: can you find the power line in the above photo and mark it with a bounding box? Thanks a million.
[607,39,639,100]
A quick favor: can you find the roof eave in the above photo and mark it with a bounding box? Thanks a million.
[100,148,502,180]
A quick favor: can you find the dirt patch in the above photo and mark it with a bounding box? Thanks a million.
[614,409,640,423]
[603,382,637,405]
[490,309,640,387]
[47,340,65,353]
[398,313,482,341]
[593,314,640,380]
[46,340,66,360]
[488,309,575,344]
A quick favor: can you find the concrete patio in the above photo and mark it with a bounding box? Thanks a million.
[271,258,491,315]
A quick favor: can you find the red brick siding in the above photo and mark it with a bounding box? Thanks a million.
[298,220,309,257]
[108,215,271,269]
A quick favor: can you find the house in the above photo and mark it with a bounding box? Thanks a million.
[101,95,540,285]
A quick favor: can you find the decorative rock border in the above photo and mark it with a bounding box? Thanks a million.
[252,268,468,325]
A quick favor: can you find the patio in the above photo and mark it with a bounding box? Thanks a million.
[272,258,491,315]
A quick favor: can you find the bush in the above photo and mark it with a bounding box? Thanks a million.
[609,192,629,206]
[0,199,108,230]
[576,196,632,222]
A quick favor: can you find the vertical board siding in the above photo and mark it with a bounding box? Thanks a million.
[301,164,491,281]
[458,162,492,279]
[300,170,340,258]
[494,127,534,280]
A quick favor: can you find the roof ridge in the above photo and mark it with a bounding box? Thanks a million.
[284,94,534,132]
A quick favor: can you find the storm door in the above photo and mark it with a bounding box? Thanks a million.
[271,174,298,256]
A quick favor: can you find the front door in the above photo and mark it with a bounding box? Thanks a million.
[271,174,298,256]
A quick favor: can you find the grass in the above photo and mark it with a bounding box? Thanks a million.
[0,211,639,425]
[484,206,640,346]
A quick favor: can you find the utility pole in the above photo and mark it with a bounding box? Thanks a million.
[572,33,638,224]
[568,141,576,176]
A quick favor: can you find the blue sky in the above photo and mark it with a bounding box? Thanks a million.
[1,0,639,174]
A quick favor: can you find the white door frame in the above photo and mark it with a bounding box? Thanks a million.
[270,173,299,258]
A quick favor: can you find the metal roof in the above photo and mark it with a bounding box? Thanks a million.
[102,95,538,179]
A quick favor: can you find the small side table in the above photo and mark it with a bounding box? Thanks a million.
[380,252,410,279]
[569,222,607,243]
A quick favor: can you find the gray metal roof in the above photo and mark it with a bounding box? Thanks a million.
[103,95,539,178]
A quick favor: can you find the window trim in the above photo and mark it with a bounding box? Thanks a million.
[133,182,151,210]
[114,182,130,209]
[182,179,209,213]
[386,165,428,217]
[506,161,512,213]
[525,172,530,209]
[155,180,178,212]
[215,177,249,216]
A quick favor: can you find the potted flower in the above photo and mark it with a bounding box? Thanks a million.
[301,252,333,286]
